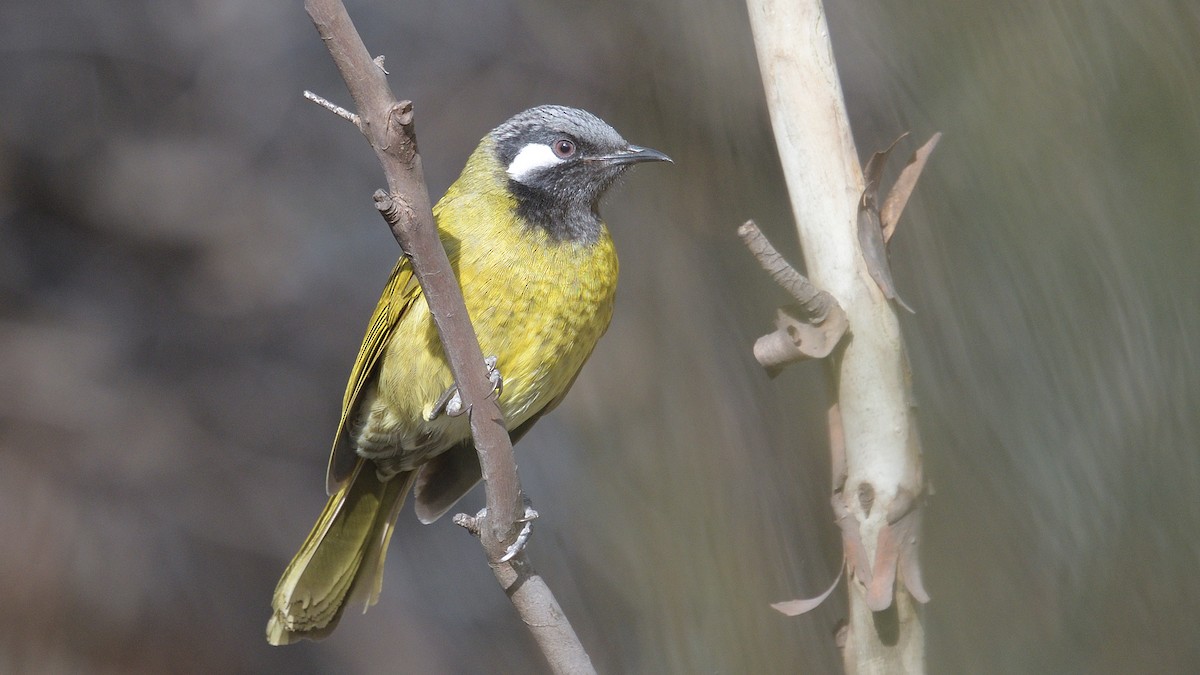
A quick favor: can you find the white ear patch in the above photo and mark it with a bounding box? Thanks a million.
[506,143,563,183]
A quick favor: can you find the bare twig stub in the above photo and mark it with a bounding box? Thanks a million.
[739,220,837,320]
[303,90,362,129]
[739,221,848,375]
[302,1,594,672]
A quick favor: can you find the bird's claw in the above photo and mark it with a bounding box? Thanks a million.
[427,356,503,420]
[453,502,539,562]
[484,355,504,400]
[500,505,539,562]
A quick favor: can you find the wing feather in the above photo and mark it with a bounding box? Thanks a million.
[325,258,422,494]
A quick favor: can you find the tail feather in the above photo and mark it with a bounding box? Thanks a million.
[267,461,413,645]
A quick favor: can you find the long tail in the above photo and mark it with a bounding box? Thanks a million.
[267,461,414,645]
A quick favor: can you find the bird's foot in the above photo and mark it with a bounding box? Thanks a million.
[452,499,539,562]
[501,503,539,562]
[427,356,503,420]
[485,355,504,399]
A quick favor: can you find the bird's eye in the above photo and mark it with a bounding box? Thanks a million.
[552,138,576,158]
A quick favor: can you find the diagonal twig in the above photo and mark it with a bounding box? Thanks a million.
[303,90,362,129]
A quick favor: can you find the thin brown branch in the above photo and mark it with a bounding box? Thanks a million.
[304,0,519,564]
[302,1,594,672]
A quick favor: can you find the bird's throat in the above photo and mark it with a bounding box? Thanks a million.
[508,179,604,244]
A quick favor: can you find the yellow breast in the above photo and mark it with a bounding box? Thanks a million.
[353,144,618,468]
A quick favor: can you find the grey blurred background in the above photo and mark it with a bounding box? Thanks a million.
[1,1,1197,672]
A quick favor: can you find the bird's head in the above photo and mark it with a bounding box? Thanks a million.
[489,105,671,243]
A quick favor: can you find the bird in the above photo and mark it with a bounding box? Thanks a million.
[267,105,670,644]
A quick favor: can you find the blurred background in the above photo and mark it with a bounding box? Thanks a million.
[2,1,1197,672]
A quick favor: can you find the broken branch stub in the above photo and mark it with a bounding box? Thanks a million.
[739,220,848,375]
[753,304,850,377]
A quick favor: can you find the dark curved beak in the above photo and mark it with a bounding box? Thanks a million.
[595,144,673,166]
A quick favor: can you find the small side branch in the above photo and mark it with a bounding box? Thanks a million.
[303,90,362,130]
[739,220,848,376]
[739,220,837,320]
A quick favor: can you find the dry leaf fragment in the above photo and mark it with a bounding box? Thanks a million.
[772,565,845,616]
[858,134,917,313]
[881,132,942,242]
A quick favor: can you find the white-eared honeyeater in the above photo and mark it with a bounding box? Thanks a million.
[267,105,670,644]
